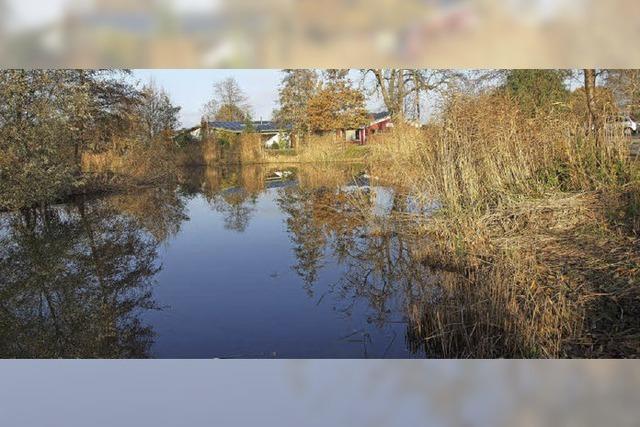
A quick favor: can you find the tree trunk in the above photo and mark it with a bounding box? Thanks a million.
[372,69,394,116]
[584,69,600,136]
[413,72,421,121]
[74,143,81,171]
[396,70,405,122]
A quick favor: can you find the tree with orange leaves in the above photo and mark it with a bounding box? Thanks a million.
[306,70,368,135]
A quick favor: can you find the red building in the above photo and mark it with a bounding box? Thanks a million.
[348,111,393,144]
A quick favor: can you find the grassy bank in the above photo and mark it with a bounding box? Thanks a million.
[260,135,368,164]
[173,133,368,166]
[367,94,640,357]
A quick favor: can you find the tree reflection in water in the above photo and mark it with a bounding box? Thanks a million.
[277,180,513,358]
[277,184,429,338]
[277,188,328,295]
[181,165,259,233]
[210,189,258,233]
[0,188,187,358]
[0,164,544,358]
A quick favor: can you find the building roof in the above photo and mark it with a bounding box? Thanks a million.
[370,111,391,122]
[207,121,291,133]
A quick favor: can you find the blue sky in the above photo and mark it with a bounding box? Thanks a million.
[131,69,384,128]
[132,69,283,127]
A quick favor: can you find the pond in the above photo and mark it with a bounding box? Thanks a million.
[0,163,450,358]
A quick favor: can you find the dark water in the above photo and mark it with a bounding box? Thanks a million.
[0,164,443,358]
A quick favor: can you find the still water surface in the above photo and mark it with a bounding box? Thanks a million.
[0,164,439,358]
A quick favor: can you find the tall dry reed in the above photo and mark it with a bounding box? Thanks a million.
[366,94,639,357]
[369,93,631,214]
[261,133,366,164]
[81,140,177,187]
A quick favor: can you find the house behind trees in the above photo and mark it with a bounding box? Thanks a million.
[345,111,393,143]
[193,119,293,148]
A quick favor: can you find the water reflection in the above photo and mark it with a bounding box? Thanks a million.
[276,180,448,356]
[178,165,262,232]
[0,163,512,358]
[0,200,166,357]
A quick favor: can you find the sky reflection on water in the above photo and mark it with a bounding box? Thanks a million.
[0,164,440,358]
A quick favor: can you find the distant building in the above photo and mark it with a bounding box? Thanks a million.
[196,120,292,148]
[345,111,393,144]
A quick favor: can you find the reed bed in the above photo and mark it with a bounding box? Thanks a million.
[81,141,177,188]
[369,94,631,213]
[261,134,367,164]
[365,94,640,357]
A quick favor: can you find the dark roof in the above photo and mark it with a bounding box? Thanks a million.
[370,111,390,122]
[208,121,244,132]
[253,121,291,133]
[207,121,291,133]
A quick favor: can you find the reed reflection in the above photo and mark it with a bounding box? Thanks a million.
[276,174,540,358]
[0,163,553,358]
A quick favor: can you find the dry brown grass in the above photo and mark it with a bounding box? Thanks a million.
[261,133,367,164]
[369,94,630,213]
[239,133,263,164]
[398,192,639,357]
[81,141,177,188]
[173,139,220,166]
[365,94,640,357]
[173,133,367,166]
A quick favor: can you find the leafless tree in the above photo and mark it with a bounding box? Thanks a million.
[362,69,460,121]
[202,77,252,122]
[138,79,181,142]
